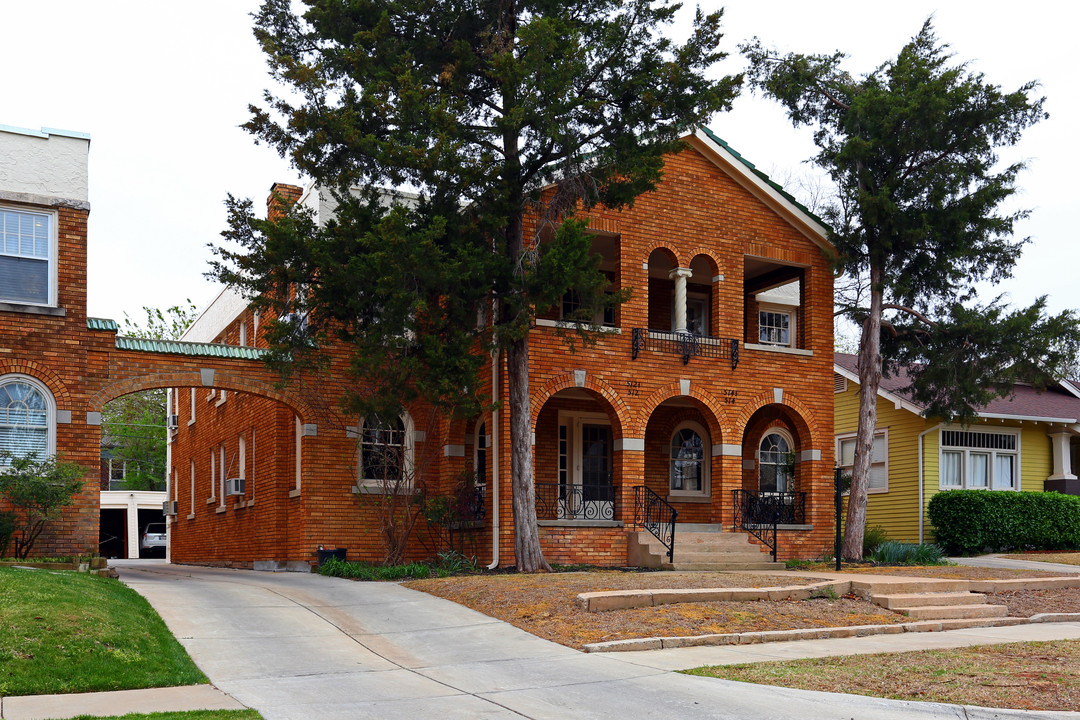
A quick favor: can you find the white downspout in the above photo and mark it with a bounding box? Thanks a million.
[918,423,943,544]
[487,305,501,569]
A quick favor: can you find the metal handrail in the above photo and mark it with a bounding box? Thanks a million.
[633,485,678,563]
[732,490,806,561]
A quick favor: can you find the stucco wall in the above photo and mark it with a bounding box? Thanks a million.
[0,126,90,206]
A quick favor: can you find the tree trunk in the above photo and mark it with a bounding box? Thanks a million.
[842,263,884,560]
[507,333,550,572]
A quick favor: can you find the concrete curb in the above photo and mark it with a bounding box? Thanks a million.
[582,615,1050,653]
[577,580,852,611]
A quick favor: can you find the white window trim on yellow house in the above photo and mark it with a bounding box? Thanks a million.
[836,428,889,494]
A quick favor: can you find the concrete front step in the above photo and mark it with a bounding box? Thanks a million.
[672,561,785,571]
[898,604,1008,621]
[850,579,971,596]
[872,591,986,610]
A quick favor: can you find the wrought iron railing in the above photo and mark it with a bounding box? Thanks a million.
[463,483,486,522]
[732,490,806,561]
[633,485,678,563]
[535,478,615,521]
[631,328,739,369]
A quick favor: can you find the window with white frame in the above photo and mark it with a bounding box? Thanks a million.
[358,413,412,488]
[561,289,615,327]
[939,429,1018,490]
[837,430,889,492]
[107,458,126,491]
[758,305,793,346]
[0,376,54,461]
[0,206,55,306]
[758,429,794,493]
[669,422,708,495]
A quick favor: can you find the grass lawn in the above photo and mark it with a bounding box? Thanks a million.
[68,713,262,720]
[687,639,1080,712]
[999,552,1080,566]
[0,566,206,696]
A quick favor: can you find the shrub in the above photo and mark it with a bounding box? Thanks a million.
[0,453,87,558]
[868,540,946,565]
[316,552,478,581]
[0,511,15,558]
[863,525,890,556]
[928,490,1080,555]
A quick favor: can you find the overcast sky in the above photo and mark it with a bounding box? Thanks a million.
[2,1,1074,326]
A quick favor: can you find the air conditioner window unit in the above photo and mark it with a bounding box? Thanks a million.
[166,414,179,430]
[226,477,245,496]
[162,500,178,515]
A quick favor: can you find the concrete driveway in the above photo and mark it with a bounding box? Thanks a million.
[116,562,1078,720]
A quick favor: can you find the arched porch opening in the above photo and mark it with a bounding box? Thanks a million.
[533,387,625,523]
[642,396,724,525]
[737,403,814,527]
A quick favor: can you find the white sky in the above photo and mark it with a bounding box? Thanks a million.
[2,1,1075,325]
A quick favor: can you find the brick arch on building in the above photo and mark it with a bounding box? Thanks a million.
[529,372,631,439]
[631,381,728,442]
[733,390,820,451]
[685,249,721,274]
[643,243,681,268]
[0,359,72,406]
[89,370,314,422]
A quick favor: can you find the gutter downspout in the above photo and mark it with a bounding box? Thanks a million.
[918,423,943,544]
[487,316,501,570]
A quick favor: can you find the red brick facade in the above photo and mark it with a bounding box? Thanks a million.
[3,129,835,567]
[166,131,837,568]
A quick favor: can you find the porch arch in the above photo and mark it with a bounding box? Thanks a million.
[631,380,728,442]
[529,372,631,438]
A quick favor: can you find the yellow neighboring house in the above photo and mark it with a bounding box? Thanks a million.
[834,353,1080,544]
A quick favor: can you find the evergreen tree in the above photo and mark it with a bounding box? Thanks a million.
[212,0,740,570]
[744,21,1080,559]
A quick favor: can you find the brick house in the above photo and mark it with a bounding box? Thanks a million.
[166,128,837,569]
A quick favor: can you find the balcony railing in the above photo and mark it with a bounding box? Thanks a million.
[535,479,615,522]
[631,328,739,369]
[732,490,807,561]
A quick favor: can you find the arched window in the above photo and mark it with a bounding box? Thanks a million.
[759,429,794,493]
[669,422,708,495]
[359,413,413,488]
[0,376,54,461]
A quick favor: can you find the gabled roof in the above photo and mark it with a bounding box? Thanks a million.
[687,128,832,253]
[835,352,1080,424]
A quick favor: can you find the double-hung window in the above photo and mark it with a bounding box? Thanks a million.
[0,206,55,306]
[837,431,889,492]
[939,429,1018,490]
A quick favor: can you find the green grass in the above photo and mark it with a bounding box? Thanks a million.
[0,566,206,696]
[68,713,262,720]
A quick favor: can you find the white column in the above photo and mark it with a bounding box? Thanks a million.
[669,267,693,334]
[1049,431,1077,480]
[126,493,140,559]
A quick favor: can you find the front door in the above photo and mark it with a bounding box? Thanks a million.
[565,418,613,520]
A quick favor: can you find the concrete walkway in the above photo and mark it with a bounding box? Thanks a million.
[10,560,1080,719]
[952,554,1080,575]
[102,562,1080,720]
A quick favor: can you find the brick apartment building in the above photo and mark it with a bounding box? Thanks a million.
[165,128,837,569]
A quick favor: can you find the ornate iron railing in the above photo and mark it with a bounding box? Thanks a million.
[732,490,806,561]
[535,478,615,521]
[631,328,739,369]
[463,483,486,522]
[633,485,678,563]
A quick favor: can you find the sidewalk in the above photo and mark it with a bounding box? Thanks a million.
[0,684,244,720]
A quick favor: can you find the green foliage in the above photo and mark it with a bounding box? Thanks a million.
[928,490,1080,555]
[0,454,87,559]
[121,300,200,341]
[868,540,946,565]
[808,584,840,601]
[0,510,15,557]
[317,551,478,580]
[0,566,206,696]
[214,0,741,572]
[863,525,890,556]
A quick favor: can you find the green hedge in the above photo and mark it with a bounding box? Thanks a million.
[928,490,1080,554]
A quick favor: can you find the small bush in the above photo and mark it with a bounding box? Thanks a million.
[928,490,1080,555]
[863,525,890,556]
[317,552,479,581]
[869,540,946,565]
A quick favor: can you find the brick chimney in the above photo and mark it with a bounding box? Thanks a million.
[267,183,304,220]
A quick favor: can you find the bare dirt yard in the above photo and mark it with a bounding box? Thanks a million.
[406,570,904,649]
[689,639,1080,712]
[999,552,1080,566]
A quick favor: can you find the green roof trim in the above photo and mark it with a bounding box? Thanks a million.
[115,336,269,360]
[698,127,830,232]
[87,317,118,332]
